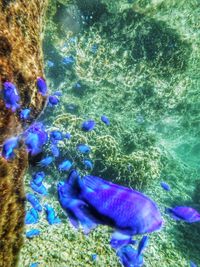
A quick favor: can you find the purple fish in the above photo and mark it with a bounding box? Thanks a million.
[81,120,96,132]
[57,171,163,248]
[101,115,110,126]
[3,82,20,112]
[166,206,200,223]
[1,137,19,160]
[37,77,48,96]
[160,182,171,191]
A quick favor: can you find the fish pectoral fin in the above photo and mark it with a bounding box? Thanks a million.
[110,231,133,249]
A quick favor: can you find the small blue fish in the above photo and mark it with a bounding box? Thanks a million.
[20,108,31,120]
[51,144,59,157]
[91,254,98,262]
[44,204,61,225]
[30,262,40,267]
[190,261,197,267]
[26,193,42,212]
[77,144,91,154]
[25,208,39,224]
[32,172,45,186]
[36,77,48,96]
[48,95,59,106]
[3,82,20,112]
[30,181,48,196]
[166,206,200,223]
[91,44,98,54]
[58,160,72,172]
[65,132,71,140]
[117,245,143,267]
[2,137,19,160]
[62,56,75,65]
[38,156,54,167]
[50,130,63,143]
[57,171,163,244]
[160,182,171,191]
[24,123,48,156]
[81,120,96,132]
[101,115,110,126]
[53,91,62,96]
[26,229,40,239]
[83,159,93,170]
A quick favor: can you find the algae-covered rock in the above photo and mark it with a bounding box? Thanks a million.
[0,1,47,266]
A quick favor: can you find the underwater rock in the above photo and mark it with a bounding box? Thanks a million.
[0,1,47,266]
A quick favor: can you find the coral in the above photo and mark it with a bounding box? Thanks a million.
[0,1,47,266]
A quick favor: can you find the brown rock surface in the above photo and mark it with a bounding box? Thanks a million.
[0,1,48,266]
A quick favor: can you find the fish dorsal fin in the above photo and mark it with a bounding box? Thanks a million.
[82,175,110,192]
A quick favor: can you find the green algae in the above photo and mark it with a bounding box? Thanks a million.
[19,0,200,266]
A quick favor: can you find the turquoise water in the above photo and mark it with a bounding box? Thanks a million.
[20,1,200,266]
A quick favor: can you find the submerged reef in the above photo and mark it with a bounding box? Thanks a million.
[0,1,47,266]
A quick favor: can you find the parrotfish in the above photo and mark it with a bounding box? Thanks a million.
[20,108,31,120]
[101,115,110,126]
[38,156,54,167]
[32,172,45,186]
[160,182,171,192]
[26,229,40,239]
[51,144,60,157]
[3,81,20,112]
[76,144,91,154]
[2,137,19,160]
[58,160,72,172]
[26,193,42,212]
[25,208,39,224]
[190,261,197,267]
[83,159,93,170]
[81,120,96,132]
[57,171,163,248]
[44,204,61,225]
[36,77,48,96]
[166,206,200,223]
[24,123,48,156]
[30,180,48,196]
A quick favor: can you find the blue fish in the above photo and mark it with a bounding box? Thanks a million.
[36,77,48,96]
[57,171,163,247]
[160,182,171,191]
[26,193,42,212]
[91,44,98,54]
[3,82,20,112]
[48,95,59,106]
[65,132,71,140]
[166,206,200,223]
[38,156,54,167]
[2,137,19,160]
[51,144,60,157]
[101,115,110,126]
[32,172,45,186]
[58,160,72,172]
[62,56,75,65]
[83,159,93,170]
[25,208,39,224]
[20,108,31,120]
[24,123,48,156]
[77,144,91,154]
[50,130,63,143]
[190,261,197,267]
[26,229,40,239]
[91,254,98,262]
[30,181,48,196]
[81,120,96,132]
[44,204,61,225]
[29,262,40,267]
